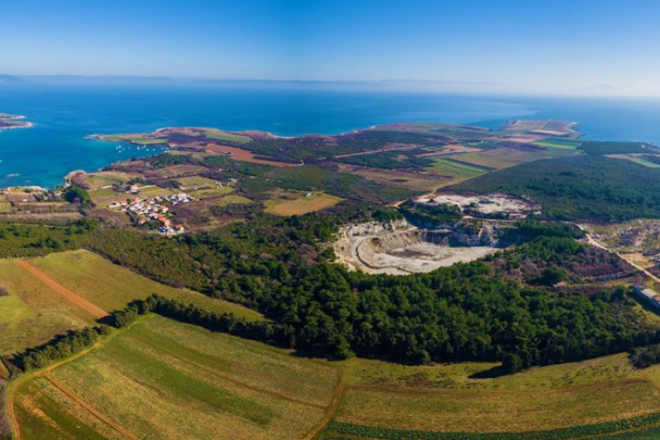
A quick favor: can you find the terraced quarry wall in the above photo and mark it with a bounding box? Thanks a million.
[334,221,499,275]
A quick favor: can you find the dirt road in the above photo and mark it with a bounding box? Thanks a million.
[303,375,346,440]
[15,260,108,319]
[583,232,660,285]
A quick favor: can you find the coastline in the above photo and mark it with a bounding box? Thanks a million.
[0,122,34,131]
[0,113,33,131]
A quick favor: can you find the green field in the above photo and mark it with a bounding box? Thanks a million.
[14,321,660,440]
[28,250,264,320]
[609,154,660,169]
[189,186,235,199]
[0,250,263,356]
[0,201,12,213]
[84,172,137,190]
[199,128,252,144]
[89,185,179,205]
[533,139,582,150]
[0,259,91,355]
[452,146,578,170]
[102,135,169,145]
[14,315,339,439]
[88,187,129,205]
[627,157,660,168]
[176,176,222,190]
[208,194,254,207]
[320,353,660,438]
[427,157,487,181]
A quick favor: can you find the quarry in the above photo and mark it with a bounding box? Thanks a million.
[419,193,541,219]
[334,219,504,275]
[334,193,539,275]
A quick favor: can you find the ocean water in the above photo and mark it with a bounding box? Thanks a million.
[1,85,660,188]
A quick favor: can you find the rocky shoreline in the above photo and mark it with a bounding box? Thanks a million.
[0,113,33,130]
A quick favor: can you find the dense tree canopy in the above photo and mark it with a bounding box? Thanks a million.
[80,212,659,367]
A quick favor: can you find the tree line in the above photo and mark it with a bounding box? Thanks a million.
[79,212,660,368]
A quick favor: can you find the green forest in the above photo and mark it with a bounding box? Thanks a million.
[0,207,650,369]
[452,155,660,221]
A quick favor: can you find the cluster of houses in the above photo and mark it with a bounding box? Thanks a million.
[108,193,194,235]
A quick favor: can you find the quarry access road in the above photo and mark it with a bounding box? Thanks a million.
[579,227,660,285]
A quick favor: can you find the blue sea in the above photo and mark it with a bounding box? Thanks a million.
[2,85,660,188]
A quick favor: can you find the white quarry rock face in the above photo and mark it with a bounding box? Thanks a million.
[333,220,501,275]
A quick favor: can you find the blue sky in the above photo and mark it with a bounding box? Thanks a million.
[3,0,660,95]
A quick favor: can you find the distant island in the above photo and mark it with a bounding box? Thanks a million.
[0,112,33,130]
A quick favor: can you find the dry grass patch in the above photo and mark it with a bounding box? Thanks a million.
[208,195,254,207]
[189,186,234,200]
[265,192,342,216]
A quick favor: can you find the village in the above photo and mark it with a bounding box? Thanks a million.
[108,191,194,235]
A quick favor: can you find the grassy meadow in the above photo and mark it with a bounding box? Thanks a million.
[189,186,235,199]
[0,250,263,356]
[322,354,660,438]
[14,315,339,440]
[9,251,660,439]
[27,250,264,320]
[426,158,487,184]
[0,259,92,355]
[14,320,660,439]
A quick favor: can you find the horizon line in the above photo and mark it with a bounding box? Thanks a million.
[0,73,656,99]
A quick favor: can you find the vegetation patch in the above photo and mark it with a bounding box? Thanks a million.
[27,250,263,321]
[452,155,660,221]
[14,315,338,440]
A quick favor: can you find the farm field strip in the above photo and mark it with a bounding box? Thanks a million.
[130,332,327,409]
[189,186,235,199]
[0,260,93,355]
[208,194,254,207]
[331,379,660,434]
[8,316,153,440]
[533,139,582,150]
[426,158,487,183]
[607,154,660,168]
[13,316,340,440]
[44,374,138,440]
[15,260,108,319]
[27,250,264,320]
